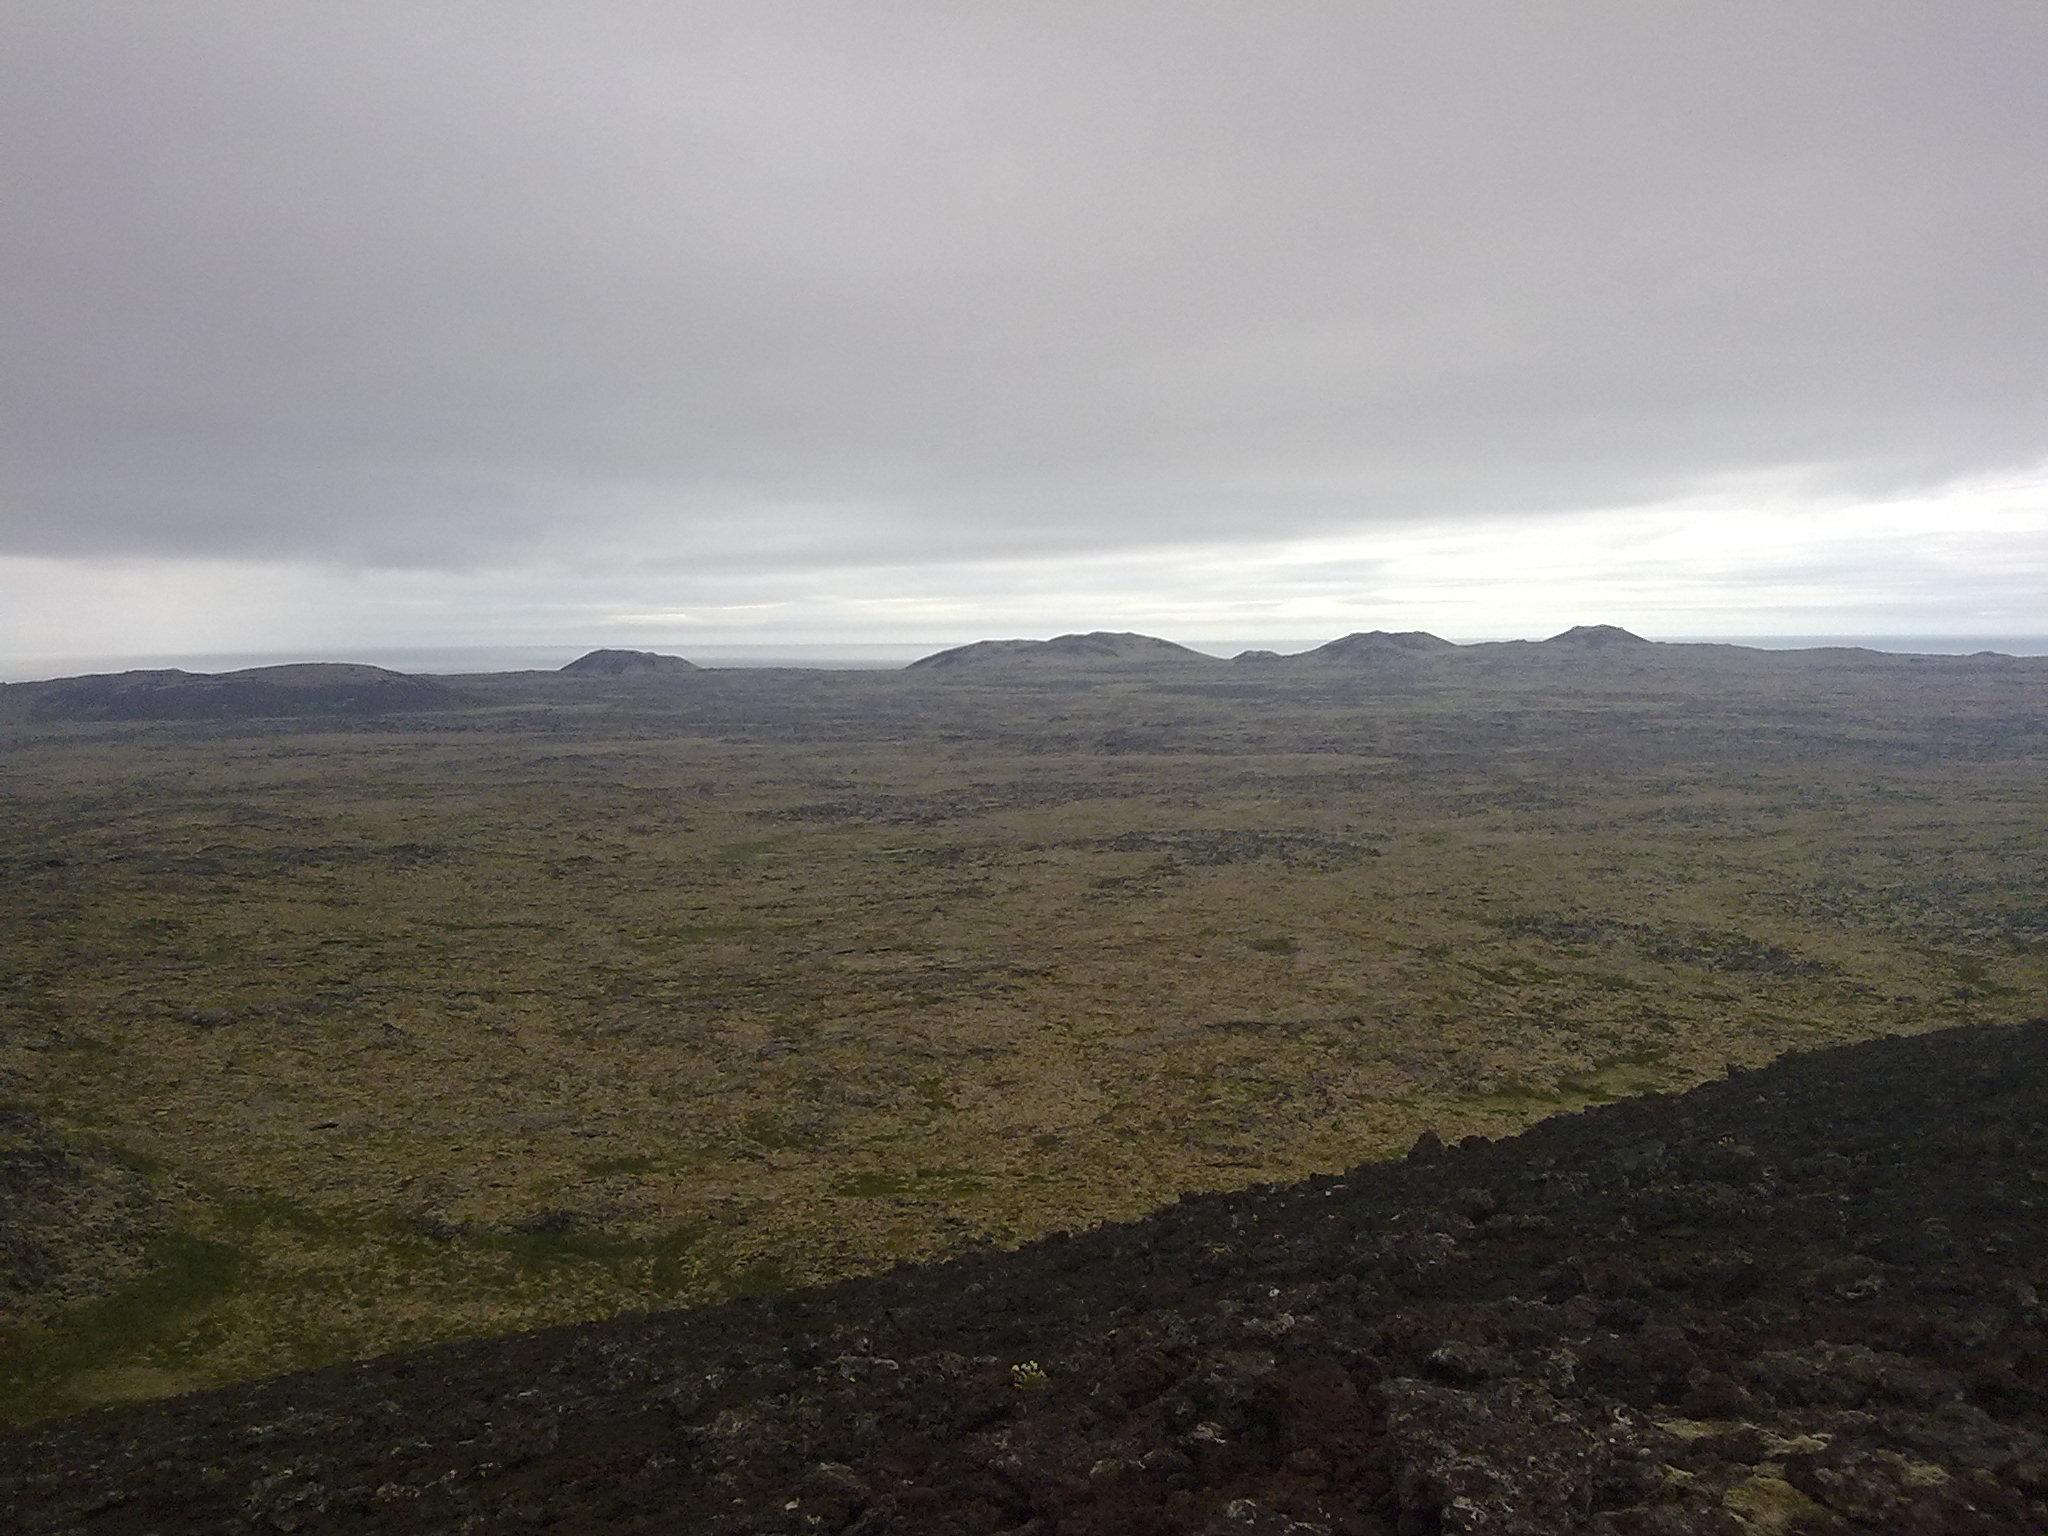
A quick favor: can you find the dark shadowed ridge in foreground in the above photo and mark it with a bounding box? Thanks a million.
[5,1020,2043,1535]
[559,649,699,676]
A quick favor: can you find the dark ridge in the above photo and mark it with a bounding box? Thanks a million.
[1299,630,1456,661]
[7,1019,2044,1533]
[21,663,459,721]
[1541,623,1650,647]
[907,631,1215,670]
[559,648,698,676]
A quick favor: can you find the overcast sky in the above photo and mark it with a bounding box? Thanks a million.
[3,3,2044,661]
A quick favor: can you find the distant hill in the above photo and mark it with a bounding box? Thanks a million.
[908,632,1214,670]
[1297,630,1455,662]
[559,649,698,676]
[1540,623,1650,648]
[22,663,458,721]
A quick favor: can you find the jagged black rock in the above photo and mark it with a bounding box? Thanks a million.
[5,1020,2043,1534]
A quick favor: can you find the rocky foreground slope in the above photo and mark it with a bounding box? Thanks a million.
[5,1020,2044,1535]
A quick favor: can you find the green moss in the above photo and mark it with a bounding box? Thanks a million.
[740,1110,818,1150]
[1722,1474,1825,1532]
[716,838,787,866]
[1474,1076,1565,1109]
[215,1191,354,1238]
[66,1130,172,1180]
[583,1152,658,1177]
[1555,1074,1619,1102]
[1580,969,1656,994]
[1596,1041,1671,1070]
[1460,960,1521,987]
[832,1166,988,1200]
[629,922,754,951]
[0,1228,242,1424]
[719,1257,790,1299]
[477,1222,642,1270]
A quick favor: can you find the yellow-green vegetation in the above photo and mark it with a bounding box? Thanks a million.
[1,651,2042,1421]
[1722,1473,1828,1533]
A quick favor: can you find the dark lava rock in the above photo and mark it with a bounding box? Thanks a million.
[1406,1128,1446,1162]
[1376,1377,1607,1534]
[4,1019,2045,1533]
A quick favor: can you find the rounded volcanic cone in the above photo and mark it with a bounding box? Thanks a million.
[1300,630,1456,662]
[559,649,698,676]
[1541,624,1650,648]
[908,631,1215,669]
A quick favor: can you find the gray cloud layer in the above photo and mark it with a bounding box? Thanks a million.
[3,3,2044,576]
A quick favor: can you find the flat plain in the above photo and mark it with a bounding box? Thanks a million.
[1,640,2042,1423]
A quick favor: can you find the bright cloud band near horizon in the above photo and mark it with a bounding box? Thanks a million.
[3,3,2044,658]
